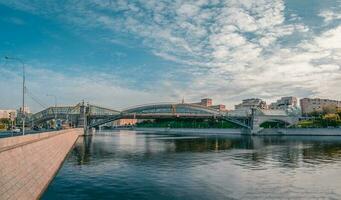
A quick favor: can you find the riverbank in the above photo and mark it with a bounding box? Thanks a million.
[134,127,244,135]
[132,127,341,136]
[258,128,341,136]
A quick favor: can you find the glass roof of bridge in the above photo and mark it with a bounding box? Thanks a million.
[123,104,220,115]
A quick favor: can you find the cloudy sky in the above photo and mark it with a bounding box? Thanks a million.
[0,0,340,112]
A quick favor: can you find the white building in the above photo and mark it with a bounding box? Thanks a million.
[235,98,267,110]
[269,97,298,110]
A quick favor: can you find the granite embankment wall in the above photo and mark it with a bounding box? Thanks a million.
[258,128,341,136]
[134,127,244,135]
[133,127,341,136]
[0,129,83,200]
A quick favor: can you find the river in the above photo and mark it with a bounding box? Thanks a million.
[42,130,341,199]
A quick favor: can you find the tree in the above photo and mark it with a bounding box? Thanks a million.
[309,111,322,117]
[0,118,11,130]
[337,111,341,119]
[323,113,340,121]
[322,114,340,127]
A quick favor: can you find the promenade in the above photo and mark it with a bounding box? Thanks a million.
[0,129,82,200]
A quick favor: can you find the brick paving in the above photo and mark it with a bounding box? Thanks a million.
[0,129,83,200]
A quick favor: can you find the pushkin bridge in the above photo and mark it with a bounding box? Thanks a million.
[30,102,299,134]
[0,102,299,199]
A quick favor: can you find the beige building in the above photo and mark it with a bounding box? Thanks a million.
[300,98,341,115]
[112,119,138,126]
[0,110,16,119]
[235,98,267,110]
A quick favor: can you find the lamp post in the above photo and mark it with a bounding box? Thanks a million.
[4,56,26,135]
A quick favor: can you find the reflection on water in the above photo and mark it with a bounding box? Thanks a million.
[43,130,341,200]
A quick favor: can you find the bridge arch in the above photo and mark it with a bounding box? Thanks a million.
[259,119,291,128]
[89,103,223,128]
[253,116,298,131]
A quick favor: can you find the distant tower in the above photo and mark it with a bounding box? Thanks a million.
[181,97,185,104]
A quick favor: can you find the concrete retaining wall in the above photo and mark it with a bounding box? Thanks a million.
[134,128,244,135]
[0,129,83,200]
[134,128,341,136]
[258,128,341,136]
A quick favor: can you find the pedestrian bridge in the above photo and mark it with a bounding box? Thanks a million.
[29,102,299,133]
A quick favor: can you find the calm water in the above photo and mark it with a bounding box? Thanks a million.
[43,130,341,200]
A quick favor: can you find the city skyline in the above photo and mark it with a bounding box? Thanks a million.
[1,0,341,112]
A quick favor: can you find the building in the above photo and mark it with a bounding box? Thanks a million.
[0,110,17,119]
[235,98,267,110]
[210,104,226,111]
[112,119,138,126]
[196,98,213,107]
[300,98,341,115]
[269,97,298,110]
[193,98,227,111]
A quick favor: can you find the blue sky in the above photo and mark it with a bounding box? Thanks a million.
[0,0,340,112]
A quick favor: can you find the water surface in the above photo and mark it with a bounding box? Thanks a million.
[43,130,341,199]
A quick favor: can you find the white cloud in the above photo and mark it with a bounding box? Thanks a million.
[0,65,173,112]
[314,26,341,49]
[319,10,341,22]
[1,0,341,109]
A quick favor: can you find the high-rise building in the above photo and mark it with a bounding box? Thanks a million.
[300,98,341,115]
[235,98,267,110]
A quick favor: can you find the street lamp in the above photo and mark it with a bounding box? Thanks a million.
[4,56,26,135]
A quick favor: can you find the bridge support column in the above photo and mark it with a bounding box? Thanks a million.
[250,108,263,134]
[78,101,88,133]
[250,120,263,134]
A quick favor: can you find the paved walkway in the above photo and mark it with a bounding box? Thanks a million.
[0,129,83,200]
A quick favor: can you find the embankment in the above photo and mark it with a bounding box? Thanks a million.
[0,129,83,200]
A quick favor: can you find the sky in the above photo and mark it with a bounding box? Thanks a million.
[0,0,340,112]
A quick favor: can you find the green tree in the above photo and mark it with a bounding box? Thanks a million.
[0,118,11,130]
[321,114,340,127]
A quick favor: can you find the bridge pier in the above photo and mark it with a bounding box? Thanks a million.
[77,102,86,128]
[250,108,299,134]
